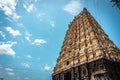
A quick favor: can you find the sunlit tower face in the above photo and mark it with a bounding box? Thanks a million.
[52,8,120,80]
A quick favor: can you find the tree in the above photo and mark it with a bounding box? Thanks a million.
[111,0,120,9]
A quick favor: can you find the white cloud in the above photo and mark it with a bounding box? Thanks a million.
[21,62,30,68]
[63,0,82,15]
[44,64,52,71]
[0,42,17,56]
[38,13,45,17]
[6,27,21,37]
[25,32,46,46]
[17,23,24,28]
[25,32,32,42]
[23,3,34,13]
[5,67,15,76]
[7,72,15,76]
[0,31,6,39]
[25,36,31,42]
[0,0,20,20]
[25,32,32,37]
[32,39,46,45]
[50,21,55,27]
[5,68,13,72]
[26,54,32,59]
[37,12,46,21]
[25,77,29,80]
[35,0,38,2]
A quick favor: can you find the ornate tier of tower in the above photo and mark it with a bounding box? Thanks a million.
[52,8,120,80]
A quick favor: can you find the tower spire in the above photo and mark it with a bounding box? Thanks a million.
[83,7,87,11]
[52,8,120,80]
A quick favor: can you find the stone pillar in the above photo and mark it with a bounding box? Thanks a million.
[81,64,90,80]
[56,74,59,80]
[75,67,80,80]
[61,73,64,80]
[71,68,75,80]
[58,73,60,80]
[52,75,55,80]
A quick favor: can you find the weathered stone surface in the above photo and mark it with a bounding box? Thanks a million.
[52,8,120,80]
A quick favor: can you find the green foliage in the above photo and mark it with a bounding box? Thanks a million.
[111,0,120,9]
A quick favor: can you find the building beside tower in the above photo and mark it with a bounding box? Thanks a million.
[52,8,120,80]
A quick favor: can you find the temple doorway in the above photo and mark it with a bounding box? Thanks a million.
[64,71,71,80]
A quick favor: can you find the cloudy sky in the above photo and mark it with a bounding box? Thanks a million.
[0,0,120,80]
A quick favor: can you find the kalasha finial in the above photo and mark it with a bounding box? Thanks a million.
[83,8,87,11]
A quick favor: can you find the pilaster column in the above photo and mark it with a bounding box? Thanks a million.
[61,73,64,80]
[71,68,75,80]
[75,67,80,80]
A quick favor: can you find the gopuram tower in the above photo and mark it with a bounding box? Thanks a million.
[52,8,120,80]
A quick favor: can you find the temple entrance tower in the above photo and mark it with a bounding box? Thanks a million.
[52,8,120,80]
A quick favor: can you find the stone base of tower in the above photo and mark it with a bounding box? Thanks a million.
[52,58,120,80]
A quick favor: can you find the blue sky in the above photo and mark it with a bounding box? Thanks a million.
[0,0,120,80]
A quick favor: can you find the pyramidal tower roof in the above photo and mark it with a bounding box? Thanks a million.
[53,8,120,74]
